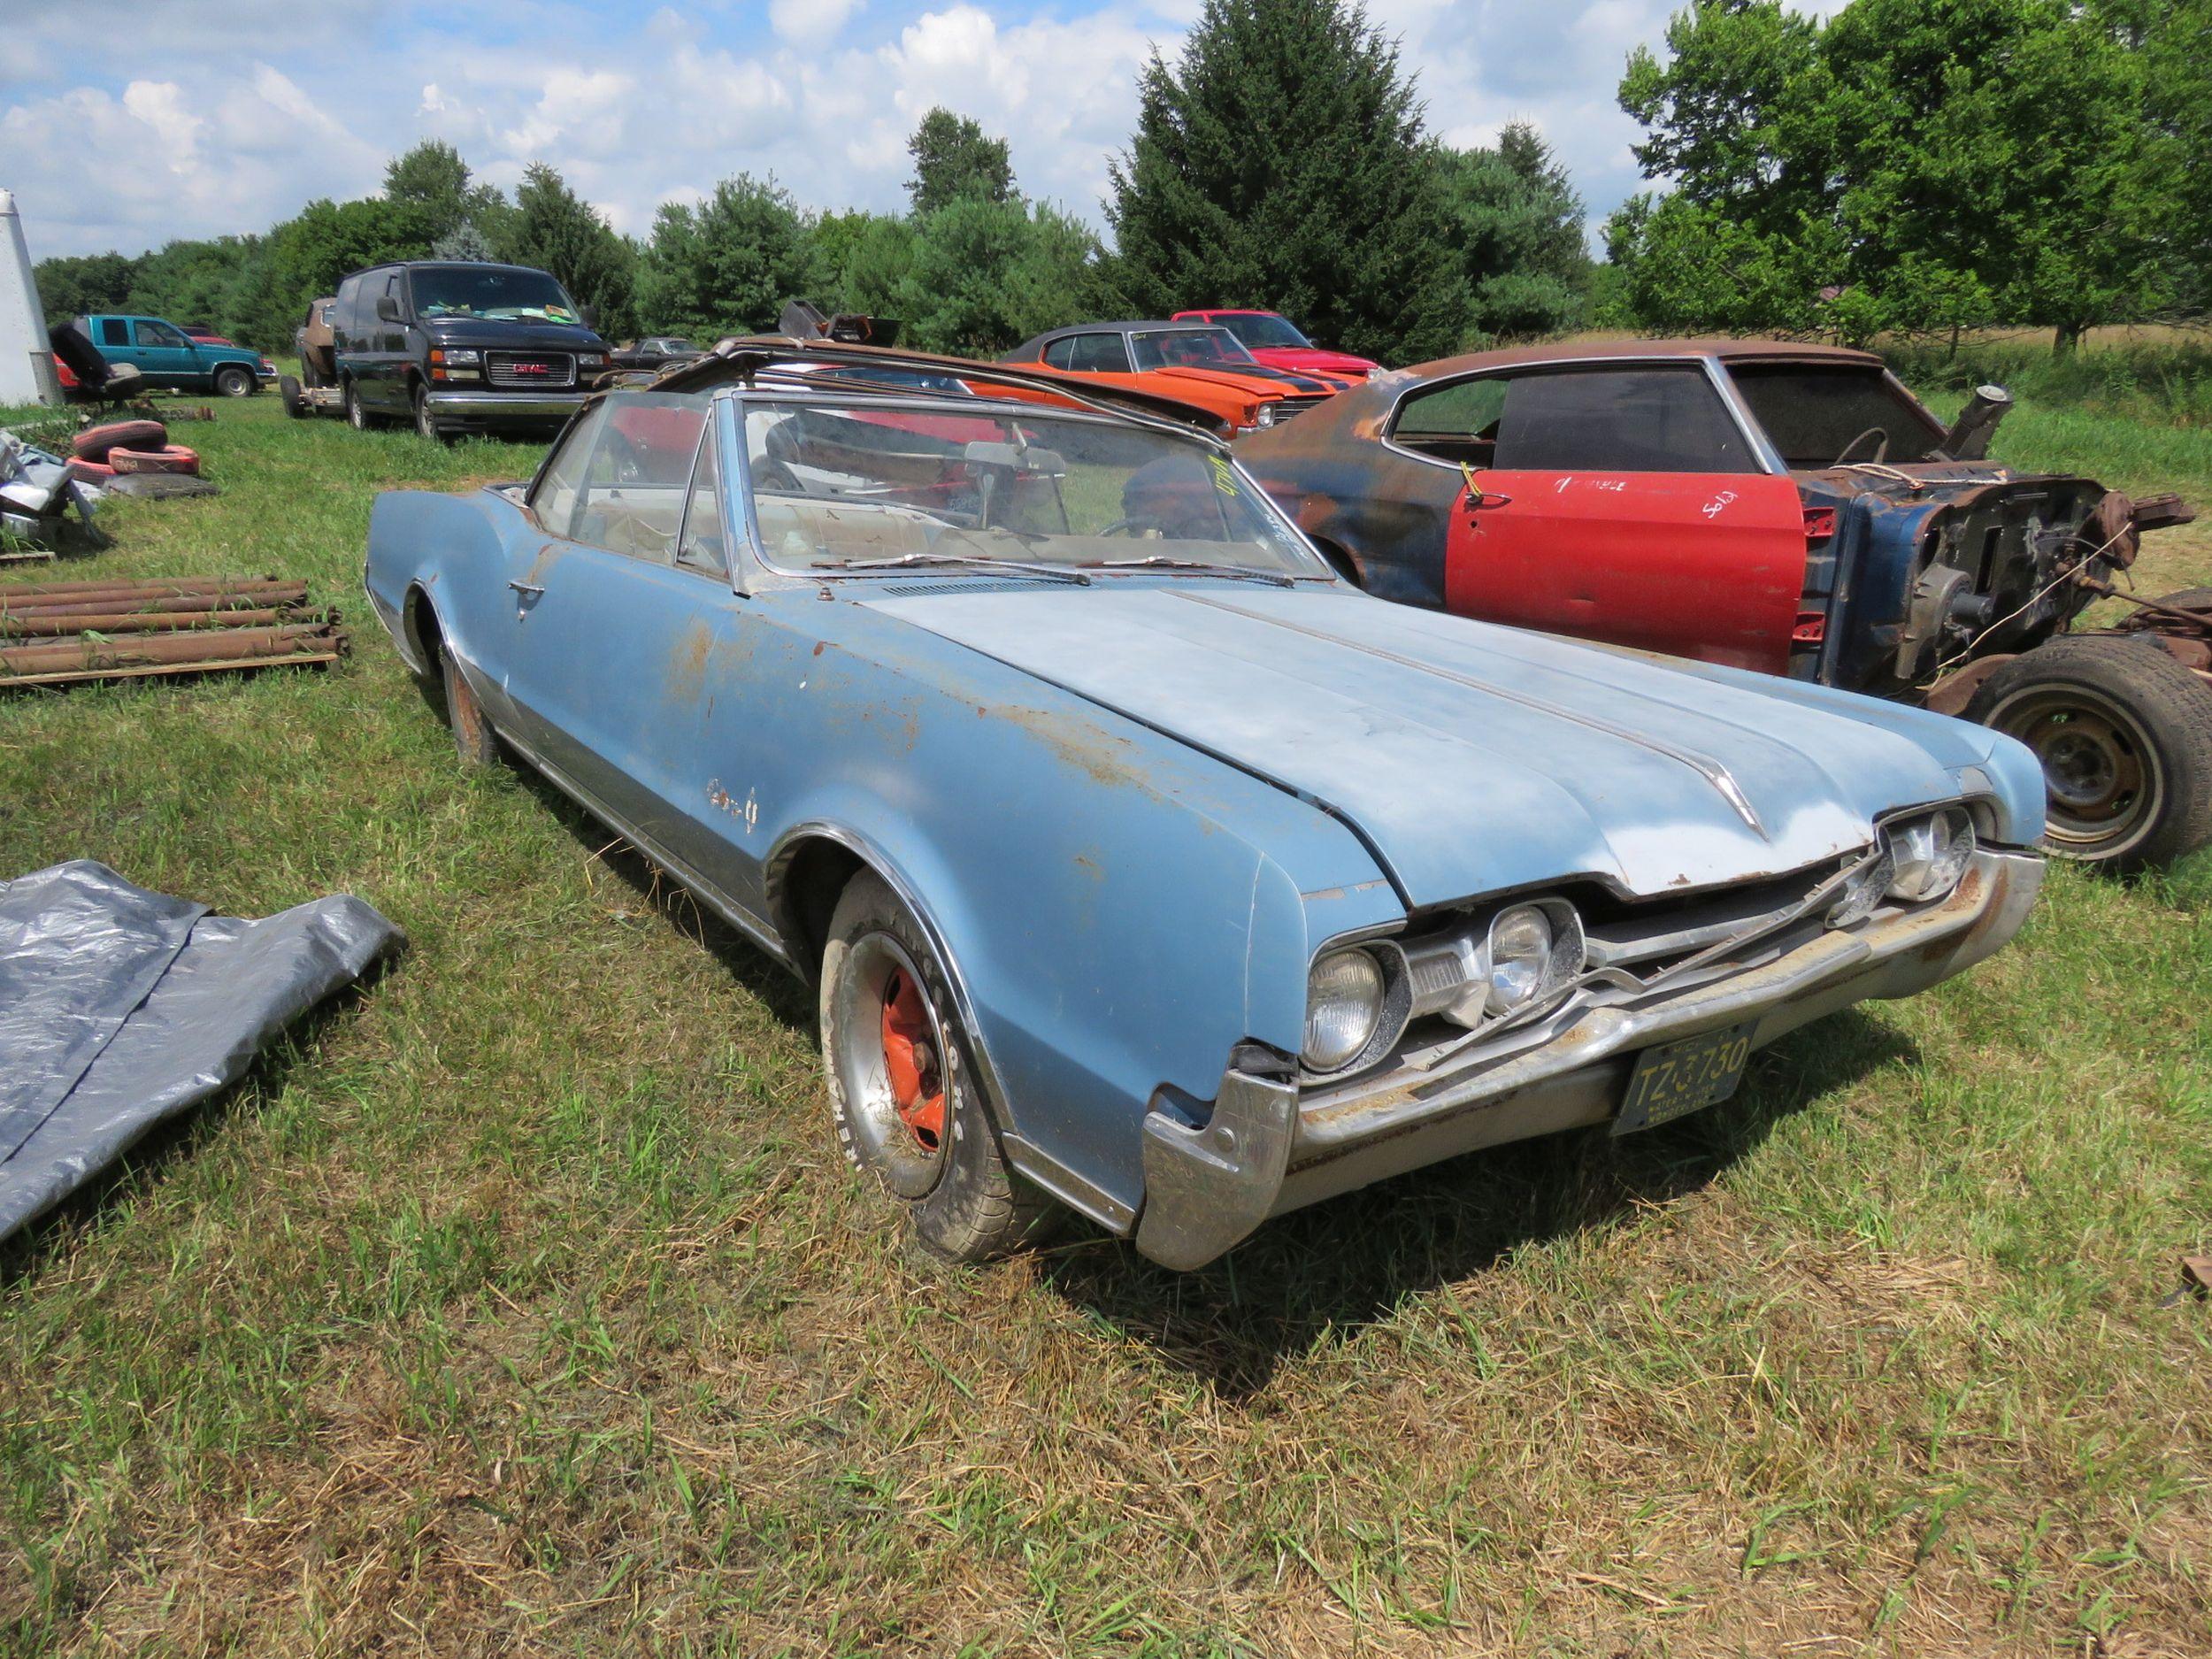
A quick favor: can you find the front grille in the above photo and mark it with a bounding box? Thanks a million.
[1272,396,1330,420]
[486,352,576,389]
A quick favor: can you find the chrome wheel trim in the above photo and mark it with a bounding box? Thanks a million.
[832,931,952,1199]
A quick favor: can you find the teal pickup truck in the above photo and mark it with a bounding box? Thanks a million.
[77,314,274,396]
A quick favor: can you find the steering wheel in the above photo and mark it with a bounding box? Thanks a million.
[1832,426,1890,465]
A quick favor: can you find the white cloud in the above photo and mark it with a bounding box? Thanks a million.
[0,0,1779,263]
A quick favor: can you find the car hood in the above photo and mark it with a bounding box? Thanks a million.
[1253,347,1376,379]
[858,583,2005,907]
[423,318,609,352]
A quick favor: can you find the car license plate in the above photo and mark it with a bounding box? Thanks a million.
[1611,1020,1756,1136]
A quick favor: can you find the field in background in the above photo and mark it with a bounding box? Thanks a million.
[0,390,2207,1656]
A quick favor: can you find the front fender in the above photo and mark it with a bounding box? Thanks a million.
[364,487,522,684]
[749,603,1394,1227]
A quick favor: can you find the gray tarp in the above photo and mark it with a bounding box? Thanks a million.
[0,860,402,1242]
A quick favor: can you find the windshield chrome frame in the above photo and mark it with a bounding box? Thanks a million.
[724,385,1343,588]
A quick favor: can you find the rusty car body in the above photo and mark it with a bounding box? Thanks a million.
[363,335,2047,1271]
[1239,340,2211,867]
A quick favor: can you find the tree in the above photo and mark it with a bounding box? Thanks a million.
[895,198,1109,356]
[636,176,818,338]
[1106,0,1466,365]
[269,196,435,312]
[430,221,499,262]
[1609,0,2169,349]
[32,252,141,329]
[811,210,919,320]
[499,163,637,338]
[384,139,506,247]
[905,109,1016,214]
[1436,123,1593,343]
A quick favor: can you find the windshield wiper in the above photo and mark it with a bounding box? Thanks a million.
[812,552,1091,585]
[1085,556,1294,588]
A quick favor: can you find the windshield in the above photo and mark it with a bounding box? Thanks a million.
[1216,312,1311,351]
[1129,328,1259,373]
[1726,363,1947,466]
[743,400,1323,576]
[410,266,581,325]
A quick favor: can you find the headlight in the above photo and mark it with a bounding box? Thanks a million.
[1303,948,1386,1071]
[1486,905,1552,1012]
[1887,807,1975,902]
[578,352,608,368]
[442,348,481,366]
[1252,401,1281,429]
[1478,902,1584,1018]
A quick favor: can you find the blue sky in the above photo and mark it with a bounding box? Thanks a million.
[0,0,1847,263]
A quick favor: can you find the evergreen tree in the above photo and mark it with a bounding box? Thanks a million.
[499,163,638,337]
[895,198,1108,356]
[1436,123,1593,343]
[636,175,818,338]
[1105,0,1465,365]
[905,110,1017,214]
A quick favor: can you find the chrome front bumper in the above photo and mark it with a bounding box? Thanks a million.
[1133,848,2043,1271]
[423,388,588,424]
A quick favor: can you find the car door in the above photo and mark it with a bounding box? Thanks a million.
[127,319,200,388]
[369,271,410,411]
[1394,363,1809,674]
[492,394,775,907]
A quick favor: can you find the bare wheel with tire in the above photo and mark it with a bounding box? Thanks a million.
[1965,634,2212,869]
[819,871,1060,1263]
[211,365,256,397]
[440,642,499,769]
[413,386,449,444]
[278,373,307,419]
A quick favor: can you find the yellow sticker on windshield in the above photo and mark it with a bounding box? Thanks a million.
[1210,455,1240,498]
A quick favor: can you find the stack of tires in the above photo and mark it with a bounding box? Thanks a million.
[65,420,215,499]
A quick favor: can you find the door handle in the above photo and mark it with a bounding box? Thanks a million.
[507,580,545,596]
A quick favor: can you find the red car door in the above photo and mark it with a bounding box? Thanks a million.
[1404,364,1808,675]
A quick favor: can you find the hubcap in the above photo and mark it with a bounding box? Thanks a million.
[1990,685,2162,856]
[831,933,952,1197]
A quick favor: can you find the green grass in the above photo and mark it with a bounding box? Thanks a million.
[0,391,2208,1656]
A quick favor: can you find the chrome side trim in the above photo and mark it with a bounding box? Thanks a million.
[1001,1133,1138,1233]
[1176,591,1770,837]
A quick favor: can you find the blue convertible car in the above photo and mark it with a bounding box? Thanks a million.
[365,340,2047,1271]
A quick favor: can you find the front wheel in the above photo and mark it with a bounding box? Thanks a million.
[1966,634,2212,870]
[819,872,1060,1263]
[413,387,449,444]
[212,365,255,397]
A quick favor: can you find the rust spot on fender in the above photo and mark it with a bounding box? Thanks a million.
[812,641,826,657]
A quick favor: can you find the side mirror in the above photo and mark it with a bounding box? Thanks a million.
[579,304,598,330]
[375,296,402,323]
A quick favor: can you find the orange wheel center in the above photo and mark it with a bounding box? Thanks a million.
[879,968,946,1150]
